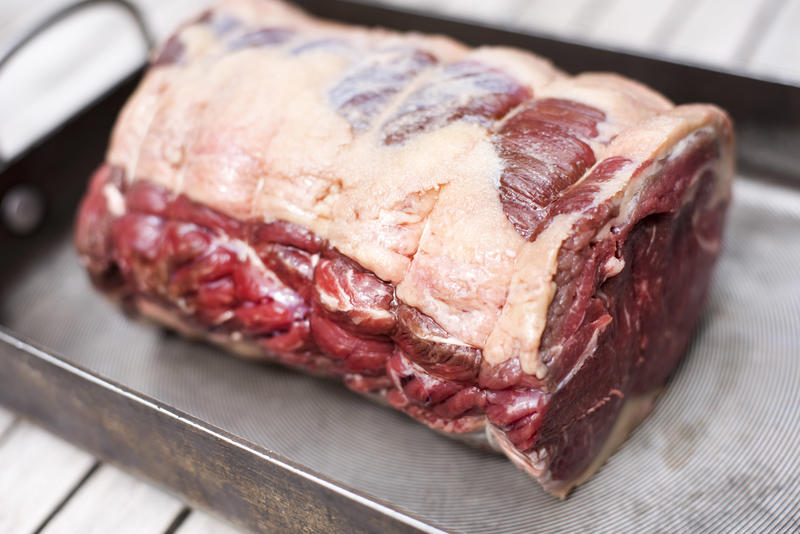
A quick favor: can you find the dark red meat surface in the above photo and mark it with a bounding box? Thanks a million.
[75,0,734,497]
[76,126,729,491]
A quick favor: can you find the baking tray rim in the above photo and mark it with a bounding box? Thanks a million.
[0,326,447,534]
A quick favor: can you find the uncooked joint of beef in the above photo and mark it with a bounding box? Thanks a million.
[74,0,735,497]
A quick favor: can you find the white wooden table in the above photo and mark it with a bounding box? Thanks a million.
[0,1,796,532]
[0,406,243,533]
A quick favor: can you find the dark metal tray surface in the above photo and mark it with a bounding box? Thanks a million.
[1,1,799,532]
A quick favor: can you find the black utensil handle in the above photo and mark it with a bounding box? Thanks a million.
[0,0,154,167]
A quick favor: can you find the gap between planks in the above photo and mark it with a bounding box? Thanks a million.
[36,463,186,534]
[0,408,245,534]
[0,420,96,533]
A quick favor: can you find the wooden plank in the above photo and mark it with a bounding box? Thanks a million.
[0,421,96,533]
[662,0,765,66]
[582,0,681,51]
[40,464,185,534]
[0,406,15,437]
[434,0,529,26]
[748,0,800,83]
[177,510,246,534]
[514,0,595,37]
[729,0,787,65]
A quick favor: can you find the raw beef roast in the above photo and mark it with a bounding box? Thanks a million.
[74,0,735,496]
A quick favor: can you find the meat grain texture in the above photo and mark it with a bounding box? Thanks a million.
[74,0,735,496]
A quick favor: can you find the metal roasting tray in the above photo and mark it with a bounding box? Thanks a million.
[1,1,800,532]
